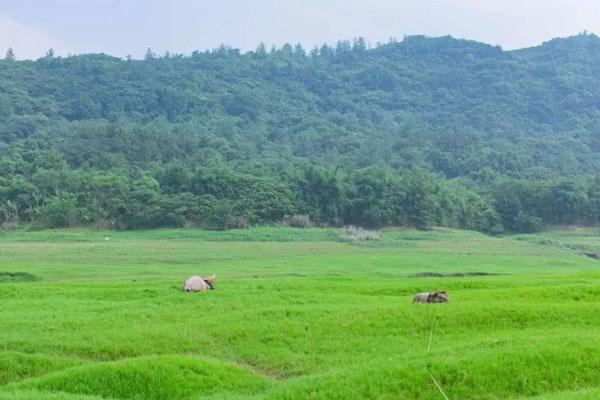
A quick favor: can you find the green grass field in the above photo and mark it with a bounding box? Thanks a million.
[0,227,599,399]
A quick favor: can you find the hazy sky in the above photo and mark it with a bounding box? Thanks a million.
[1,0,599,59]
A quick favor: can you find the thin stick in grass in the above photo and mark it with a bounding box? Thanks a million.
[427,309,450,399]
[427,321,434,352]
[429,373,451,400]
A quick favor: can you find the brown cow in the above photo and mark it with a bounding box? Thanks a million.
[413,291,449,304]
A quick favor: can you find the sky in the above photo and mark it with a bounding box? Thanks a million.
[1,0,599,59]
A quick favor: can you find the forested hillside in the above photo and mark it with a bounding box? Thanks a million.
[1,33,600,232]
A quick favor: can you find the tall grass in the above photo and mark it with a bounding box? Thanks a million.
[339,226,381,242]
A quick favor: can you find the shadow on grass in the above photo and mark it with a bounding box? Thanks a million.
[410,272,505,278]
[0,272,41,283]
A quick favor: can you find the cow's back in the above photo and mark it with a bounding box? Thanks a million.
[413,292,431,303]
[183,276,210,292]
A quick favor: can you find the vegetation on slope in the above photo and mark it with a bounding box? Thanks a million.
[2,33,600,231]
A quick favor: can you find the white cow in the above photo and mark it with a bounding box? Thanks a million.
[183,274,216,292]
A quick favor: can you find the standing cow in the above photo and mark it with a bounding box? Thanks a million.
[413,291,449,303]
[183,274,216,292]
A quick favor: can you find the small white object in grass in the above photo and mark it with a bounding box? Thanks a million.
[104,237,110,241]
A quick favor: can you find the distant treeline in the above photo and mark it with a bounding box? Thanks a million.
[2,33,600,232]
[2,155,600,232]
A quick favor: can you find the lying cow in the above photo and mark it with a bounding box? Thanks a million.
[183,274,216,292]
[413,291,449,304]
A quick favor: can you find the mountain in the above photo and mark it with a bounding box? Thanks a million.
[1,34,599,232]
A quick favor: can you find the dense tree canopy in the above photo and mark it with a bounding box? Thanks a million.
[1,33,600,232]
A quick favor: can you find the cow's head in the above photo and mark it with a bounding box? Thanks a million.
[203,274,216,290]
[433,291,449,303]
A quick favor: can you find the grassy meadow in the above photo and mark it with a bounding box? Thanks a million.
[0,226,599,399]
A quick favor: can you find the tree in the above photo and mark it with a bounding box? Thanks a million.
[44,193,77,228]
[353,37,367,52]
[155,163,190,194]
[0,200,19,229]
[542,181,586,225]
[144,48,156,60]
[343,167,403,228]
[4,47,15,61]
[255,42,267,57]
[297,165,342,224]
[586,176,600,224]
[492,181,544,233]
[294,43,306,58]
[403,170,439,230]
